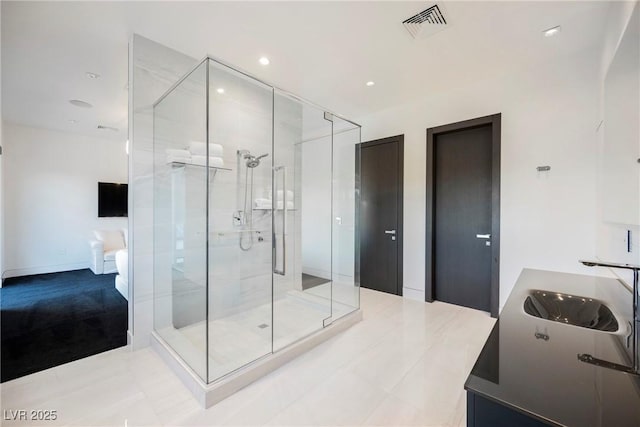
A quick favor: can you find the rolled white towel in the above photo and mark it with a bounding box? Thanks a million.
[188,141,224,157]
[188,141,206,155]
[269,190,294,201]
[254,198,272,209]
[166,149,191,158]
[191,155,224,168]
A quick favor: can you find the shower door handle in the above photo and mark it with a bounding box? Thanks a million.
[274,165,287,276]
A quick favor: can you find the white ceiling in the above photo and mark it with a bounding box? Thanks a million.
[1,1,610,141]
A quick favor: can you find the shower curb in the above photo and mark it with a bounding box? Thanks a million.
[151,308,363,408]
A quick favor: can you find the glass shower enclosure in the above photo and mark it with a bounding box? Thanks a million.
[152,56,361,385]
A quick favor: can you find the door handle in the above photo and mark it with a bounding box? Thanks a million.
[274,166,287,276]
[384,230,396,235]
[476,234,491,239]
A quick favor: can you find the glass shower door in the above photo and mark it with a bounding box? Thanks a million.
[272,90,333,351]
[331,116,361,319]
[207,59,273,382]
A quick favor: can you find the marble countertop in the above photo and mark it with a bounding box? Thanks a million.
[465,268,640,427]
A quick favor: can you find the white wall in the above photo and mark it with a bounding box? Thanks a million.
[2,121,128,278]
[358,49,601,309]
[596,1,640,287]
[599,1,638,79]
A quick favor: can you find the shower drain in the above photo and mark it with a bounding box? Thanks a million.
[257,323,270,329]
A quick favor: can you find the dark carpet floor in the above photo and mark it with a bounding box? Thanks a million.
[0,269,127,382]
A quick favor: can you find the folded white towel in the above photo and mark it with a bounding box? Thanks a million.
[166,149,191,158]
[277,201,295,210]
[268,190,294,201]
[191,155,224,168]
[188,141,224,157]
[254,199,294,210]
[167,154,192,164]
[255,198,271,206]
[279,190,294,201]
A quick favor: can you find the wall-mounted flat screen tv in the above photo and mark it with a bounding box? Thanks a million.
[98,182,128,217]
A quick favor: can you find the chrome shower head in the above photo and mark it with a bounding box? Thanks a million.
[245,153,269,168]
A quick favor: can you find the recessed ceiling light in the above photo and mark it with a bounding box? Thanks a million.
[543,25,561,37]
[259,57,270,66]
[366,81,375,87]
[69,99,93,108]
[86,72,100,79]
[68,119,78,124]
[216,88,225,94]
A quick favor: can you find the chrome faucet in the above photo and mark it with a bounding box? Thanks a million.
[578,259,640,375]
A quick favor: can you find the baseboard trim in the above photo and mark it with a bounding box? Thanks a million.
[403,287,425,302]
[2,262,89,279]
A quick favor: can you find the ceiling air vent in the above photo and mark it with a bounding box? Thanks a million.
[403,4,450,39]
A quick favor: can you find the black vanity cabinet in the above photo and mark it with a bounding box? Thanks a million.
[464,269,640,427]
[467,392,553,427]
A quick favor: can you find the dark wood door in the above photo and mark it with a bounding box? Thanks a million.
[360,138,402,295]
[434,125,492,311]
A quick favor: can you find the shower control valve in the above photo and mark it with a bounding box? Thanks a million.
[233,210,246,226]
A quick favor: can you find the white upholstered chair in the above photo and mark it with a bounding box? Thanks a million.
[89,229,127,274]
[115,249,128,300]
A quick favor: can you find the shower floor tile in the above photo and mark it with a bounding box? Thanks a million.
[158,282,357,382]
[0,288,495,427]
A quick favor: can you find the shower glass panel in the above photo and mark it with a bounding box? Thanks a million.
[152,55,361,387]
[153,61,208,381]
[207,60,273,382]
[272,91,333,351]
[332,116,361,320]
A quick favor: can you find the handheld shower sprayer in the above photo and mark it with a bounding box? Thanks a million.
[235,149,270,251]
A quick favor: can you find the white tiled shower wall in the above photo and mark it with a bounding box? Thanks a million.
[129,35,199,349]
[130,36,359,350]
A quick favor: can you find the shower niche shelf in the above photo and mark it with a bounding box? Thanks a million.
[211,229,269,236]
[253,207,298,211]
[168,161,232,171]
